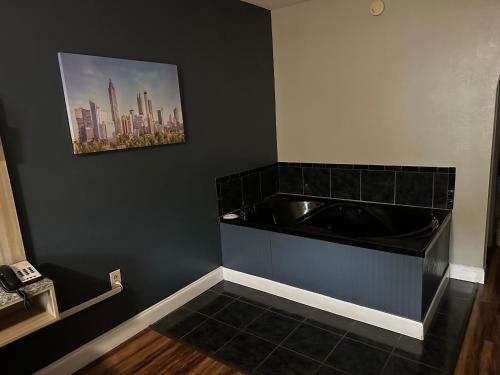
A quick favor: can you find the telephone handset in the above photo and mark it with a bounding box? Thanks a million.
[0,261,42,310]
[0,265,22,292]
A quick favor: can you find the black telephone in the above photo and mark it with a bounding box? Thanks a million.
[0,262,41,310]
[0,265,22,292]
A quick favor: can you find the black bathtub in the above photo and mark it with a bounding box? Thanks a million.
[222,194,450,256]
[220,193,451,321]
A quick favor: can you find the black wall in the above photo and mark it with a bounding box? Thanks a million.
[0,0,276,372]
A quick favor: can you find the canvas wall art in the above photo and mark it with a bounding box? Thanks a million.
[58,53,185,154]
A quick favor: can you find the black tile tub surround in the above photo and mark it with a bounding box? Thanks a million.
[152,278,477,375]
[261,167,279,199]
[216,163,455,215]
[331,169,360,200]
[243,172,262,205]
[216,163,278,215]
[433,173,449,209]
[361,170,396,204]
[220,177,243,214]
[279,166,303,194]
[303,167,330,197]
[396,172,434,207]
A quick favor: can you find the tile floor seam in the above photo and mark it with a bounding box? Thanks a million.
[212,299,269,326]
[237,327,280,346]
[321,332,400,375]
[268,309,311,322]
[238,327,345,373]
[177,315,210,341]
[238,296,274,311]
[303,319,352,336]
[179,315,237,342]
[183,293,237,316]
[252,316,309,373]
[207,289,238,298]
[273,344,324,367]
[377,335,399,375]
[213,306,271,355]
[313,327,351,374]
[337,335,394,354]
[212,325,243,357]
[279,327,345,357]
[389,352,446,372]
[188,297,238,318]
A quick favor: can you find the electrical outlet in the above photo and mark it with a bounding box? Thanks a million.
[109,269,122,289]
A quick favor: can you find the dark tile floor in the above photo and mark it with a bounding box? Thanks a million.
[151,279,477,375]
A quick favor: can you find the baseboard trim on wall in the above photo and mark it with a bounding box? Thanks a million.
[222,267,426,340]
[449,263,485,284]
[37,264,454,374]
[34,267,224,375]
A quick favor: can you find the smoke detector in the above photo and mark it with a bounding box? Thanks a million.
[370,0,385,16]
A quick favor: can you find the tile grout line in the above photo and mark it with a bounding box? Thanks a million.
[252,316,309,373]
[179,297,239,340]
[389,352,445,373]
[209,287,322,359]
[258,171,263,202]
[314,327,351,374]
[431,173,435,209]
[212,301,273,356]
[228,321,349,373]
[359,169,362,200]
[393,171,397,204]
[378,335,399,375]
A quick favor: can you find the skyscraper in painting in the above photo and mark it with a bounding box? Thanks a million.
[143,91,151,133]
[74,107,94,142]
[157,108,164,125]
[108,79,121,136]
[89,101,101,140]
[147,96,155,134]
[173,107,180,126]
[137,93,144,115]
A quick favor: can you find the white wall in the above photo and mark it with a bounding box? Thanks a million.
[272,0,500,268]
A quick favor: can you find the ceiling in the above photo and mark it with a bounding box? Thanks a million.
[240,0,311,10]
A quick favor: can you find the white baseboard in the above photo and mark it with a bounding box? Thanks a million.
[37,264,453,374]
[223,267,427,340]
[450,263,485,284]
[35,267,224,375]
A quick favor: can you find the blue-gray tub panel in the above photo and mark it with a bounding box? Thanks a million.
[220,223,432,320]
[220,224,272,279]
[270,232,423,320]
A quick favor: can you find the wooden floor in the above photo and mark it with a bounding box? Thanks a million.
[454,246,500,375]
[78,248,500,375]
[76,329,242,375]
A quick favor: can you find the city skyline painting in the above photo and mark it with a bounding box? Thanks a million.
[58,53,185,154]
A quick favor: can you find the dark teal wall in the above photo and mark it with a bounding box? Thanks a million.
[0,0,276,372]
